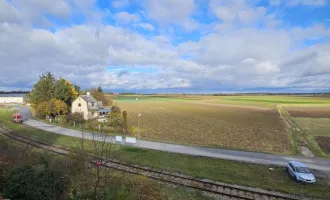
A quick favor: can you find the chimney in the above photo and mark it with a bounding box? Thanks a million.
[87,92,90,96]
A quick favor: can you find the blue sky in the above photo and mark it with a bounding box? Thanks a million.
[0,0,330,93]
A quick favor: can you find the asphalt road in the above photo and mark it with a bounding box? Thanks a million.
[17,106,330,178]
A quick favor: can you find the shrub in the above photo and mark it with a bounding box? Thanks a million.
[3,166,70,200]
[60,115,67,126]
[66,112,85,124]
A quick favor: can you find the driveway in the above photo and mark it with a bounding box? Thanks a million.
[18,106,330,178]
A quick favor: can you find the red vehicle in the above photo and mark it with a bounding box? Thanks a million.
[12,113,23,123]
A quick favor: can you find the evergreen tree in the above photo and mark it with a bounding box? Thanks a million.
[27,72,56,108]
[97,86,103,93]
[54,78,72,106]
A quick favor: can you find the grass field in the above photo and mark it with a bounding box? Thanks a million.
[1,108,330,199]
[112,95,330,154]
[293,117,330,155]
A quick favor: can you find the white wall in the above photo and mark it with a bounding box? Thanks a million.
[71,97,99,120]
[0,97,24,104]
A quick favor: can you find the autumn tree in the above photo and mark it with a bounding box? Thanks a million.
[36,101,49,117]
[54,78,78,107]
[90,88,112,106]
[53,99,68,116]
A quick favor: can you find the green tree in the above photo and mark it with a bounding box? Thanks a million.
[122,111,128,135]
[54,78,79,107]
[27,72,56,108]
[74,84,80,93]
[108,106,122,128]
[97,86,103,93]
[54,78,72,106]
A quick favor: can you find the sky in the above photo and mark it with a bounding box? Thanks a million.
[0,0,330,93]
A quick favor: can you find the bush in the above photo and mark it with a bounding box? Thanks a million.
[2,166,70,200]
[66,112,85,124]
[60,115,67,126]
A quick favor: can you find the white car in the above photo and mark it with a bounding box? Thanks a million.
[286,161,316,184]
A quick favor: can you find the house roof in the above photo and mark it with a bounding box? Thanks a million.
[80,95,97,103]
[79,95,107,110]
[97,101,104,109]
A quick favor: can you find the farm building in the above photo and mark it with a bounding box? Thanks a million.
[0,93,27,104]
[71,92,111,120]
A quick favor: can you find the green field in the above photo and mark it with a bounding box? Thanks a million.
[294,118,330,137]
[112,95,330,155]
[0,108,330,199]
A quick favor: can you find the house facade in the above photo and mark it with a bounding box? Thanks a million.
[71,92,111,120]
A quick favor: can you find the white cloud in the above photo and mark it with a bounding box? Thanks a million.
[0,0,20,23]
[136,23,154,31]
[142,0,195,24]
[115,12,140,23]
[1,0,330,92]
[209,0,249,22]
[237,7,266,25]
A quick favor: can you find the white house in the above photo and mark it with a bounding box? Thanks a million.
[71,92,111,120]
[0,93,27,104]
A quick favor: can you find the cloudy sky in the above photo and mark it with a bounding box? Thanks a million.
[1,0,330,93]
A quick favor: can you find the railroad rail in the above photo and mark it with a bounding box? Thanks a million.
[0,126,309,200]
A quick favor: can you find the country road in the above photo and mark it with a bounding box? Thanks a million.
[15,106,330,178]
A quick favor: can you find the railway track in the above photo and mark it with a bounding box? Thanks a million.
[0,126,308,200]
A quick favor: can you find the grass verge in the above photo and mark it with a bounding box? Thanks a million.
[0,109,330,199]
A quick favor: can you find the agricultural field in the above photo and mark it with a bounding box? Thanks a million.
[286,106,330,118]
[114,96,291,154]
[293,117,330,155]
[113,95,330,155]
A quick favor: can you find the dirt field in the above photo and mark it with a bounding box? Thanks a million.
[315,137,330,154]
[286,107,330,118]
[115,97,290,154]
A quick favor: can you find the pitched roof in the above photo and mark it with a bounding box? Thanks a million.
[80,95,97,103]
[97,101,104,109]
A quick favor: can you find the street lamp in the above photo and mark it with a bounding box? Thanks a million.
[138,113,141,147]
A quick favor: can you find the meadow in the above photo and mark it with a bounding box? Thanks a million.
[113,95,330,154]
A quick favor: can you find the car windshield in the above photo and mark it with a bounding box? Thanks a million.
[296,167,310,174]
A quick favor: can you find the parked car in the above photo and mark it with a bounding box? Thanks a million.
[12,113,23,123]
[286,161,316,183]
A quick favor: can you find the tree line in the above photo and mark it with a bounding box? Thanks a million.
[27,72,80,117]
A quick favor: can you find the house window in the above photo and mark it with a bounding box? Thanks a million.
[78,103,81,107]
[91,102,94,106]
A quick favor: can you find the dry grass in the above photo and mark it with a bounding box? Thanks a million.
[285,106,330,118]
[117,100,290,154]
[315,136,330,154]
